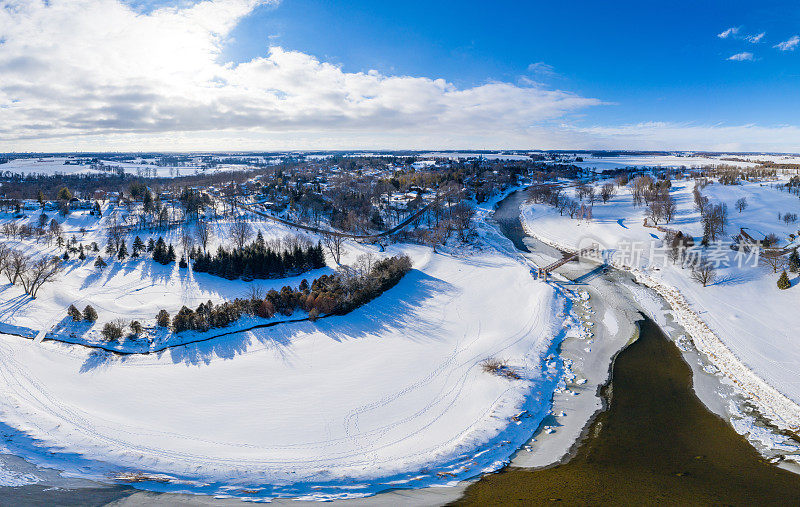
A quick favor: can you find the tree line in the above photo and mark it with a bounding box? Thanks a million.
[163,254,411,333]
[190,237,326,280]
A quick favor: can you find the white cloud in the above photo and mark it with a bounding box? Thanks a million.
[774,35,800,51]
[718,26,739,39]
[727,52,754,61]
[0,0,604,151]
[527,62,557,77]
[745,32,765,43]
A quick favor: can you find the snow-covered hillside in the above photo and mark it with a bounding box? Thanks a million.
[0,202,572,499]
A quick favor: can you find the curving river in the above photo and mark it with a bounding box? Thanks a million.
[453,188,800,504]
[2,187,800,505]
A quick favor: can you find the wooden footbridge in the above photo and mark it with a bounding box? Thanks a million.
[537,244,600,280]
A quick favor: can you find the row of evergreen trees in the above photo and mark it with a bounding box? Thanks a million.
[190,239,326,280]
[106,235,179,265]
[162,254,412,333]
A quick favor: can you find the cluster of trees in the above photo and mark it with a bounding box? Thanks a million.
[528,184,582,219]
[779,212,798,226]
[692,184,728,244]
[0,244,64,298]
[67,304,98,322]
[163,254,412,333]
[191,236,325,280]
[104,234,178,265]
[628,175,676,225]
[1,215,65,246]
[151,237,178,265]
[528,180,616,222]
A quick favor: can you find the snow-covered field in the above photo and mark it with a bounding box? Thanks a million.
[521,177,800,428]
[0,198,573,499]
[0,157,263,178]
[571,154,758,172]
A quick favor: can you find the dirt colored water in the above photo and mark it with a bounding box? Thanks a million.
[454,318,800,505]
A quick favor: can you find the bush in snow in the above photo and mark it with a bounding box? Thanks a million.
[83,305,98,322]
[130,320,143,336]
[67,304,82,321]
[101,320,126,341]
[481,358,520,380]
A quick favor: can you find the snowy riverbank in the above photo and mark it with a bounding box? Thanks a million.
[519,187,800,436]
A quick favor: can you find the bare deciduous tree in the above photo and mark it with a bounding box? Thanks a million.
[229,219,253,250]
[180,226,193,256]
[691,259,716,287]
[196,219,212,252]
[4,251,28,285]
[322,232,346,264]
[761,249,786,273]
[735,197,748,213]
[600,183,616,203]
[21,257,64,298]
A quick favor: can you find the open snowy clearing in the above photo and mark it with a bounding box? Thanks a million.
[0,203,571,499]
[571,155,758,172]
[521,177,800,427]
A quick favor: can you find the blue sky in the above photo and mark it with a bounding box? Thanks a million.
[222,0,800,126]
[1,0,799,151]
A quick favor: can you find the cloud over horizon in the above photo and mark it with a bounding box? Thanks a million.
[0,0,605,150]
[0,1,798,152]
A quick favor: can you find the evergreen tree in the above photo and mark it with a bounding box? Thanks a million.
[92,201,102,216]
[62,250,69,260]
[156,309,170,327]
[152,237,167,263]
[105,242,116,255]
[133,236,145,253]
[117,241,128,260]
[778,270,791,290]
[789,248,800,273]
[147,237,155,252]
[167,244,177,263]
[94,256,107,270]
[83,305,98,322]
[78,248,86,260]
[67,304,82,321]
[179,256,188,268]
